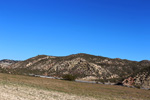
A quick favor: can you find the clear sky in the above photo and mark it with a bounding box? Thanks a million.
[0,0,150,61]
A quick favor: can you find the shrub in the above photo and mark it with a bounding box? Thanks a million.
[62,74,76,81]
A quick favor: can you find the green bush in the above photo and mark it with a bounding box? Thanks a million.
[62,74,76,81]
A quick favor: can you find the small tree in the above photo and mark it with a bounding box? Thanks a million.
[62,74,76,81]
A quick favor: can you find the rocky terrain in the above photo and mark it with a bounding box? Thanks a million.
[0,59,18,68]
[135,66,150,89]
[0,53,150,89]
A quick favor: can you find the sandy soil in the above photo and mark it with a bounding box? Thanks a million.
[0,84,97,100]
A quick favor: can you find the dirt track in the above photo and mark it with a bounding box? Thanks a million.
[0,84,97,100]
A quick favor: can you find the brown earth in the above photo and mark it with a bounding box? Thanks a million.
[0,83,96,100]
[0,73,150,100]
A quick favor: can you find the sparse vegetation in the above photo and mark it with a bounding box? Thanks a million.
[0,53,150,89]
[62,74,76,81]
[0,73,150,100]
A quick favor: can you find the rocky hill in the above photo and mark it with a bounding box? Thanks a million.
[0,59,18,68]
[123,66,150,89]
[0,53,150,89]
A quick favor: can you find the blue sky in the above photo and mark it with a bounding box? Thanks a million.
[0,0,150,61]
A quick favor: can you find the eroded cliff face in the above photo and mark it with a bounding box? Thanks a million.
[122,77,135,87]
[122,66,150,89]
[134,67,150,89]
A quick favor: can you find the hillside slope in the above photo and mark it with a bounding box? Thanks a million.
[0,53,150,89]
[0,59,18,68]
[0,73,150,100]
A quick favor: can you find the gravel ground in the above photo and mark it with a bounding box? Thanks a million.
[0,84,97,100]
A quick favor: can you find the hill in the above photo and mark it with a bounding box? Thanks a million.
[0,59,18,68]
[0,53,150,89]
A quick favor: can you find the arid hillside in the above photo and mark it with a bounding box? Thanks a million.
[0,59,18,68]
[0,53,150,89]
